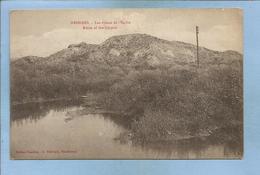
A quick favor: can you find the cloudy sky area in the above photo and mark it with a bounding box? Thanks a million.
[10,9,243,59]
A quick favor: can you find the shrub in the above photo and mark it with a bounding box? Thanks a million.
[102,66,242,144]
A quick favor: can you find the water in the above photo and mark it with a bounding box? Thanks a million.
[11,100,241,159]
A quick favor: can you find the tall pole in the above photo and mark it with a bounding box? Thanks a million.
[196,26,199,68]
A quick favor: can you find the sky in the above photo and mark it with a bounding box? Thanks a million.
[10,9,243,59]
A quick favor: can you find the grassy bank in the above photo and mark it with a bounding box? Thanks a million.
[10,60,121,105]
[100,65,243,145]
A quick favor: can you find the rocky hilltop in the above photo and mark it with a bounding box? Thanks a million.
[12,33,242,68]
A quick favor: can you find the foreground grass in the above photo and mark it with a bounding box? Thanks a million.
[101,65,243,145]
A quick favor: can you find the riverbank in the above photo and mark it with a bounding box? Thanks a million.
[11,65,242,147]
[97,67,242,146]
[11,97,82,106]
[12,102,241,159]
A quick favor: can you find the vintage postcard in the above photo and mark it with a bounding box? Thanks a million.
[10,9,243,159]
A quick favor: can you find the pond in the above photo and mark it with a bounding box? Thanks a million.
[11,99,241,159]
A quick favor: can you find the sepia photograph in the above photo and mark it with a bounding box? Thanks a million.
[10,9,243,159]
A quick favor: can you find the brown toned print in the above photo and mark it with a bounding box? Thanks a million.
[10,9,243,159]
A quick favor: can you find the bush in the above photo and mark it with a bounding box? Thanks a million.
[102,66,242,144]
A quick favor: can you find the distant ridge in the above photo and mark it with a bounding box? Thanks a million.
[12,33,242,70]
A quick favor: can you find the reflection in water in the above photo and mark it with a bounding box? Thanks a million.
[11,100,241,159]
[11,99,82,125]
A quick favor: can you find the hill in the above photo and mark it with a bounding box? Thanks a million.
[11,33,242,104]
